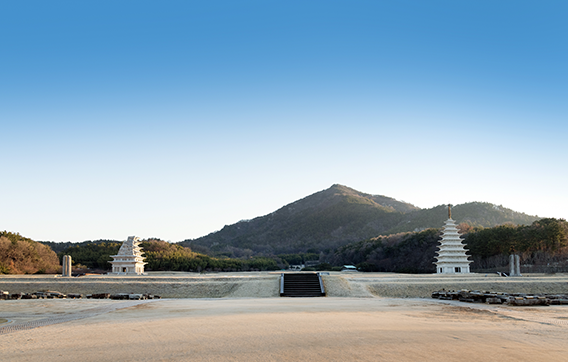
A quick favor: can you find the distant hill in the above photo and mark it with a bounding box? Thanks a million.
[180,184,539,256]
[1,231,60,274]
[386,202,539,234]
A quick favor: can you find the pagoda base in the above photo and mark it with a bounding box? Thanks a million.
[436,265,471,274]
[109,272,147,276]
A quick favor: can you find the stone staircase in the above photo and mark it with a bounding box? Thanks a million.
[280,273,325,297]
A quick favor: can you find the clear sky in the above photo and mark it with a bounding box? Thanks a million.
[1,1,567,242]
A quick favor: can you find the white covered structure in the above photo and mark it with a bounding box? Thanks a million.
[110,236,147,275]
[434,205,472,274]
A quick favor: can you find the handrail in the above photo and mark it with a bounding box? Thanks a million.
[280,273,285,295]
[317,272,325,296]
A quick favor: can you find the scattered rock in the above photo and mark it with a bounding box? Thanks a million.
[431,289,568,306]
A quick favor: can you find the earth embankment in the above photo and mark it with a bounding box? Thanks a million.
[1,272,566,298]
[0,273,280,298]
[342,273,568,298]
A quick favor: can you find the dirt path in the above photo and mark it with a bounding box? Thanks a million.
[0,300,159,335]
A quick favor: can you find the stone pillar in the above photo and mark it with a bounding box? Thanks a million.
[509,254,515,276]
[509,254,522,276]
[67,255,72,276]
[62,255,72,277]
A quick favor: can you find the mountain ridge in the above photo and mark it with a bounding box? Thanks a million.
[179,184,539,256]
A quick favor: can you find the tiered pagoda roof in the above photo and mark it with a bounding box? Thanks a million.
[110,236,147,275]
[434,205,472,274]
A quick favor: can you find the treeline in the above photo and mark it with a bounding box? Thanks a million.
[276,252,319,265]
[326,229,441,273]
[7,217,566,275]
[56,239,280,272]
[327,218,568,273]
[41,240,118,254]
[59,240,121,270]
[0,231,60,274]
[466,218,568,272]
[141,240,279,272]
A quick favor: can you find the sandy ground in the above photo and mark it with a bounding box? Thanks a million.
[1,297,567,362]
[1,273,568,361]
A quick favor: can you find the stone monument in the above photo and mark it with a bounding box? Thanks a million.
[434,205,472,274]
[62,255,72,277]
[509,254,521,276]
[110,236,147,275]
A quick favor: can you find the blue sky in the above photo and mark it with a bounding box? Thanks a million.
[1,1,567,242]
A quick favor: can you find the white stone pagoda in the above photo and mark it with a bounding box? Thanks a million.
[434,205,472,274]
[110,236,147,275]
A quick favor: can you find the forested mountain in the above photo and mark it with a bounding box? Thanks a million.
[386,202,538,234]
[180,184,419,256]
[0,231,60,274]
[180,184,540,257]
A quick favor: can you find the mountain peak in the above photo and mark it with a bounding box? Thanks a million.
[180,185,539,257]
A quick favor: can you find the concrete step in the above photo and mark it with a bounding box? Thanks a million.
[281,273,325,297]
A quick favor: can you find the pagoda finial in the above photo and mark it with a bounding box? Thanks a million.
[448,204,452,219]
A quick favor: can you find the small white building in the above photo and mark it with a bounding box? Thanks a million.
[434,205,472,274]
[110,236,147,275]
